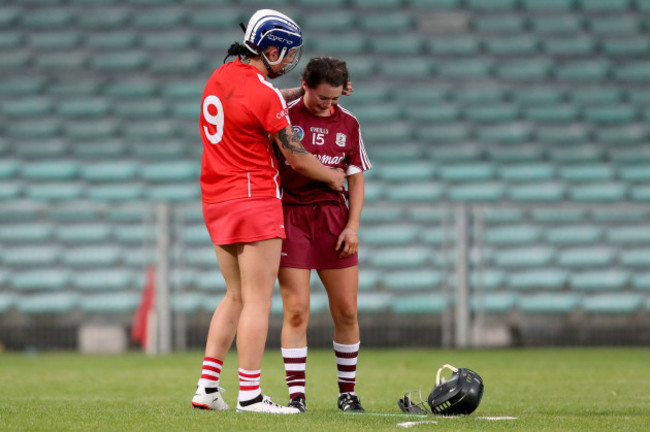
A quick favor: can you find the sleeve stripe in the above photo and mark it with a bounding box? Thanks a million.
[257,73,287,109]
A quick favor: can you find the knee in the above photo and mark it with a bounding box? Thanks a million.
[333,305,358,328]
[284,306,309,329]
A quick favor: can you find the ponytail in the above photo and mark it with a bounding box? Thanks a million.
[223,41,255,64]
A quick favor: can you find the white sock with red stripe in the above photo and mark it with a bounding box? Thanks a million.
[238,368,262,403]
[282,346,307,400]
[197,356,223,389]
[333,341,360,395]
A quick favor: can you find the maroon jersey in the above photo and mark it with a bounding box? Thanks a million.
[277,98,372,205]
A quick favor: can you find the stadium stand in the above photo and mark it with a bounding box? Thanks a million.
[1,0,650,349]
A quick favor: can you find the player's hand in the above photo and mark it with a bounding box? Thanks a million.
[328,167,346,191]
[342,81,354,96]
[336,228,359,258]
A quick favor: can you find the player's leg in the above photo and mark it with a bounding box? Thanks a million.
[319,266,365,412]
[192,243,242,410]
[279,266,311,411]
[234,238,298,414]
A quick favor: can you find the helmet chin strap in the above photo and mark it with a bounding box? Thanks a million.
[261,54,280,79]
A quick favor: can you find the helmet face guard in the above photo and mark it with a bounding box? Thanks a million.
[398,364,484,416]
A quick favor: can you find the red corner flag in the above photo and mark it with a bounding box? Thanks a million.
[131,266,156,349]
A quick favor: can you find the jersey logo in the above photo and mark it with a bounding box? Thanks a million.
[292,125,305,141]
[336,133,347,147]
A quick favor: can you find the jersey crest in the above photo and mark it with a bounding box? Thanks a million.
[292,125,305,141]
[335,132,347,147]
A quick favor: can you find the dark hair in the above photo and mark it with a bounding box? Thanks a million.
[301,56,348,89]
[223,41,255,64]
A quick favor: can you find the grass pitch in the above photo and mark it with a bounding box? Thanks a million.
[1,348,649,431]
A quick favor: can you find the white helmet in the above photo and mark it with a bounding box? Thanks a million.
[243,9,303,77]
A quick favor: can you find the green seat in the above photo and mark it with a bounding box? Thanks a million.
[56,224,112,244]
[6,120,60,139]
[107,204,148,222]
[377,162,434,181]
[312,35,366,55]
[352,104,402,124]
[386,182,443,202]
[142,161,199,182]
[416,124,469,144]
[181,224,212,245]
[544,37,596,56]
[536,125,589,144]
[28,32,80,50]
[362,205,403,223]
[2,246,59,267]
[87,183,144,201]
[545,226,602,245]
[36,52,87,70]
[362,123,411,144]
[3,97,52,118]
[91,51,148,72]
[558,247,615,268]
[379,58,432,79]
[569,182,627,202]
[570,87,623,106]
[631,272,650,291]
[77,8,129,28]
[602,37,649,57]
[104,80,157,98]
[494,246,555,268]
[508,269,568,290]
[582,294,643,315]
[464,104,519,123]
[584,105,637,125]
[296,0,348,7]
[437,59,492,79]
[17,292,78,315]
[352,0,405,8]
[484,225,542,246]
[80,162,138,181]
[0,159,19,180]
[360,224,420,246]
[621,164,650,182]
[114,225,156,244]
[439,163,495,182]
[187,9,243,28]
[579,0,631,12]
[484,36,539,56]
[570,270,630,291]
[368,247,432,269]
[0,292,14,315]
[63,246,122,267]
[85,32,138,50]
[195,270,227,291]
[428,145,482,162]
[141,31,196,50]
[531,208,585,224]
[406,208,448,224]
[610,149,650,167]
[606,226,650,245]
[27,183,84,202]
[481,208,525,224]
[21,160,79,180]
[345,57,377,78]
[548,145,603,163]
[150,53,203,74]
[131,142,186,160]
[613,62,650,82]
[410,0,461,7]
[0,224,52,243]
[391,293,446,315]
[146,184,200,202]
[518,293,581,314]
[471,292,518,314]
[620,249,650,268]
[511,87,564,106]
[359,13,414,32]
[368,145,423,162]
[466,0,517,9]
[114,101,165,119]
[421,227,455,246]
[559,164,615,182]
[596,126,647,145]
[499,164,555,181]
[508,182,565,202]
[10,269,71,290]
[72,270,134,291]
[403,104,458,124]
[21,8,72,28]
[496,59,552,80]
[555,60,610,81]
[57,99,111,119]
[447,182,506,202]
[523,105,578,123]
[475,123,532,144]
[455,87,506,105]
[427,36,480,55]
[487,145,543,162]
[0,77,45,96]
[65,120,118,140]
[122,121,176,140]
[358,270,381,291]
[357,293,392,314]
[132,8,185,28]
[172,292,204,314]
[473,15,525,34]
[530,14,582,34]
[50,203,103,221]
[79,292,141,314]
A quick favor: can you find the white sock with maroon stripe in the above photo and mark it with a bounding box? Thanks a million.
[282,347,307,400]
[238,368,262,403]
[197,356,223,389]
[333,341,360,395]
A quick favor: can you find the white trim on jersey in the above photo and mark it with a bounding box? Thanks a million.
[256,73,288,109]
[338,105,372,172]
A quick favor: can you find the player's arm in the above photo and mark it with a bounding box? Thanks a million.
[336,172,364,258]
[273,125,345,191]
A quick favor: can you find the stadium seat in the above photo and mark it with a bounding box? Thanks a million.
[114,225,157,245]
[570,270,630,291]
[569,182,628,202]
[483,225,542,246]
[20,8,72,28]
[357,293,392,314]
[620,164,650,182]
[195,270,227,292]
[141,161,199,182]
[437,59,493,79]
[496,59,552,81]
[606,226,650,245]
[114,101,166,120]
[583,106,637,125]
[79,292,141,314]
[427,36,480,56]
[80,162,138,182]
[358,269,381,291]
[3,97,53,119]
[150,52,203,75]
[406,207,448,224]
[0,223,53,243]
[21,160,80,180]
[312,34,366,55]
[91,51,148,72]
[578,0,631,12]
[484,36,539,56]
[62,246,122,267]
[531,208,586,224]
[0,76,45,97]
[360,224,420,246]
[517,293,581,315]
[558,247,615,268]
[473,14,525,34]
[368,246,432,269]
[471,292,518,314]
[391,293,446,315]
[379,58,433,79]
[26,183,85,202]
[591,209,647,223]
[581,293,643,315]
[146,184,200,202]
[631,272,650,291]
[494,246,555,268]
[382,270,442,292]
[17,292,78,315]
[545,226,602,246]
[554,60,610,81]
[85,32,138,50]
[481,208,525,224]
[559,164,615,182]
[420,227,455,246]
[385,182,443,203]
[10,269,71,291]
[0,292,14,315]
[72,269,134,291]
[523,105,578,123]
[181,224,212,246]
[56,224,112,244]
[530,14,582,35]
[370,145,424,162]
[507,269,568,291]
[630,184,650,202]
[612,62,650,82]
[619,249,650,268]
[508,182,566,202]
[602,37,649,57]
[352,0,405,9]
[446,182,506,202]
[498,163,555,181]
[487,145,544,163]
[544,37,596,57]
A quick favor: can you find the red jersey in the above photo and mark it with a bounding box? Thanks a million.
[277,98,372,205]
[200,58,290,203]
